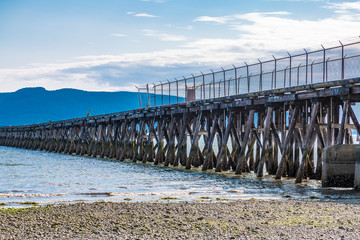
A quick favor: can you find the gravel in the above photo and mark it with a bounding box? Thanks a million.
[1,199,360,239]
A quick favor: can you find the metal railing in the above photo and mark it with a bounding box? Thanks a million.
[137,39,360,108]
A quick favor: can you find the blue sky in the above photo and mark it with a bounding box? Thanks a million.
[0,0,359,92]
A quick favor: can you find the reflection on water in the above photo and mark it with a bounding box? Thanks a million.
[1,146,360,207]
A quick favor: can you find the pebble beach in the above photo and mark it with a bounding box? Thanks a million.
[1,199,360,239]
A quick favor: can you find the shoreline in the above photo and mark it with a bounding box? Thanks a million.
[2,191,360,209]
[1,199,360,239]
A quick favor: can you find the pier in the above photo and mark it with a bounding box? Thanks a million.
[1,39,360,184]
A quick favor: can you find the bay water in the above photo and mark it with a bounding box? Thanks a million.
[1,146,359,207]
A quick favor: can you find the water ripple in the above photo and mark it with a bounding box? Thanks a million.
[1,146,360,207]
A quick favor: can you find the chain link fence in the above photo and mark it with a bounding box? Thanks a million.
[137,40,360,108]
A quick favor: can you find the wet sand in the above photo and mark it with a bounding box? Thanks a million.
[1,199,360,239]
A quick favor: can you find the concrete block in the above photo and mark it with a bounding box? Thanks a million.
[354,147,360,190]
[322,144,360,187]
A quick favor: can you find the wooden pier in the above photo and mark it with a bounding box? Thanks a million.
[1,78,360,183]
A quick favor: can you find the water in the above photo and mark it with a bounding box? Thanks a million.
[1,146,360,207]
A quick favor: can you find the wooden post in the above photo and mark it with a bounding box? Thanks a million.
[154,119,166,165]
[336,100,349,145]
[174,114,188,167]
[295,102,320,183]
[257,107,273,177]
[275,106,299,179]
[235,110,255,174]
[215,112,233,172]
[202,115,218,171]
[164,117,176,166]
[315,119,325,179]
[254,111,263,172]
[349,104,360,137]
[143,119,155,163]
[186,112,203,169]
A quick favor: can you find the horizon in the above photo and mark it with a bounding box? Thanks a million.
[1,0,360,93]
[7,86,140,93]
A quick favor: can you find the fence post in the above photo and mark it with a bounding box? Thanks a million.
[326,57,330,82]
[175,78,179,103]
[146,84,150,108]
[304,49,308,84]
[211,69,215,98]
[258,59,262,91]
[192,74,195,89]
[244,62,250,93]
[160,81,163,105]
[201,72,205,100]
[238,75,242,94]
[191,74,196,101]
[220,67,225,97]
[228,77,230,96]
[297,64,301,86]
[218,81,221,97]
[287,52,292,87]
[249,73,253,93]
[153,83,156,107]
[339,41,344,80]
[183,76,187,101]
[311,61,315,84]
[321,45,326,82]
[184,76,189,102]
[167,80,171,105]
[273,55,277,89]
[232,65,238,95]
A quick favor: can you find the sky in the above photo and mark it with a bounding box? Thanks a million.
[0,0,360,92]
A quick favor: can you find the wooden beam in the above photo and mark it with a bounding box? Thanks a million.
[336,100,349,145]
[186,112,203,169]
[202,115,218,171]
[295,102,319,183]
[154,119,166,165]
[174,113,188,167]
[215,112,234,172]
[164,117,176,166]
[257,107,273,177]
[348,104,360,136]
[275,105,300,179]
[270,121,283,152]
[235,110,255,174]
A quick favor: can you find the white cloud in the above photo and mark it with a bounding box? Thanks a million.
[0,67,125,92]
[192,7,360,56]
[176,26,193,30]
[2,2,360,93]
[160,34,186,42]
[327,1,360,11]
[143,29,186,42]
[227,12,360,53]
[326,1,360,19]
[135,13,158,18]
[194,11,291,24]
[127,12,159,18]
[0,44,236,92]
[111,33,127,37]
[193,16,232,24]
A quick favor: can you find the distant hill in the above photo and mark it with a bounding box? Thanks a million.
[0,87,179,126]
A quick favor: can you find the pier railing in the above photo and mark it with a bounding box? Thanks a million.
[137,39,360,108]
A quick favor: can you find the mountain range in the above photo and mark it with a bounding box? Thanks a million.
[0,87,177,126]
